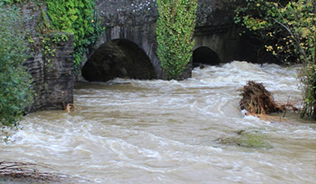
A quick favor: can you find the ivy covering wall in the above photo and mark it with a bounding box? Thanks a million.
[2,0,103,67]
[0,0,103,126]
[46,0,103,67]
[156,0,197,79]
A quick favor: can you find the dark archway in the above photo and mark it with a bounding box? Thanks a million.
[192,46,221,67]
[82,39,157,82]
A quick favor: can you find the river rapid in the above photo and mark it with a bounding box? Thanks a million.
[1,61,316,184]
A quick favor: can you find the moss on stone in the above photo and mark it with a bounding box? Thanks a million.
[218,129,273,149]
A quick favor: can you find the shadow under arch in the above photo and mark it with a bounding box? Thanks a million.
[82,39,157,82]
[192,46,221,67]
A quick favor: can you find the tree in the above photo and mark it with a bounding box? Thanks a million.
[0,5,34,126]
[235,0,316,118]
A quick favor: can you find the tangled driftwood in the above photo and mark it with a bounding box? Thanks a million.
[240,81,283,114]
[239,81,299,122]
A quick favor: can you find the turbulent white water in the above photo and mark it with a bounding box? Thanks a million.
[1,61,316,184]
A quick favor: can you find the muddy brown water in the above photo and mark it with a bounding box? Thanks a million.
[1,61,316,183]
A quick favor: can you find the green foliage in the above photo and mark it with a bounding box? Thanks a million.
[2,0,104,68]
[1,0,26,4]
[235,0,316,119]
[219,129,273,149]
[156,0,197,79]
[46,0,104,67]
[0,6,34,127]
[41,33,69,64]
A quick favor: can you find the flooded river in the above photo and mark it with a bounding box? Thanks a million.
[1,61,316,183]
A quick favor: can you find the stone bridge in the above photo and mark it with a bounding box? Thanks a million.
[81,0,244,82]
[23,0,252,111]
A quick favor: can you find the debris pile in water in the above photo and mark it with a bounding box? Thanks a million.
[240,81,283,114]
[239,81,299,122]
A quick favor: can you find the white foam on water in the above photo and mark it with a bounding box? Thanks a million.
[1,61,315,184]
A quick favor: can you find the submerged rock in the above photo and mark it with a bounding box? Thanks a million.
[217,129,273,149]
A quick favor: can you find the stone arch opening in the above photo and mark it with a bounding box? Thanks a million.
[82,39,157,82]
[192,46,221,67]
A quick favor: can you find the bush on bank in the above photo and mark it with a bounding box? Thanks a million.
[0,5,34,126]
[0,0,103,126]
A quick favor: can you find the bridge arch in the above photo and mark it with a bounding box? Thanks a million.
[192,46,221,67]
[82,39,157,82]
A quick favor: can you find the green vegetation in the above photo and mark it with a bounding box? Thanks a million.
[219,130,273,149]
[156,0,197,79]
[46,0,104,67]
[2,0,103,67]
[1,0,27,4]
[0,0,103,126]
[234,0,316,119]
[0,6,34,127]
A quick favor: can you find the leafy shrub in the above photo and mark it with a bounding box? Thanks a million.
[0,6,34,126]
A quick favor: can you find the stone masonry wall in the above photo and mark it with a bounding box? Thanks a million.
[21,2,74,112]
[19,0,249,112]
[90,0,242,79]
[90,0,163,77]
[194,0,243,63]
